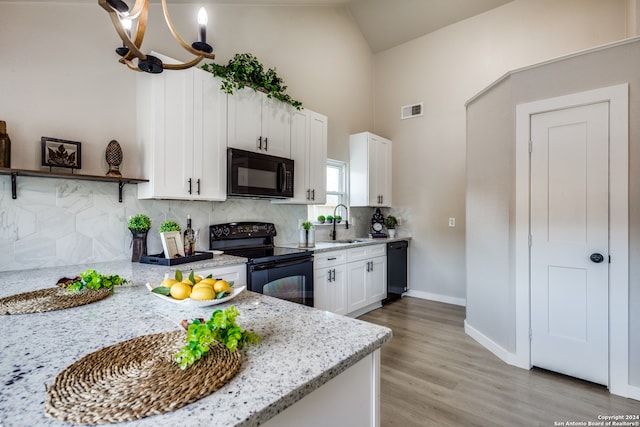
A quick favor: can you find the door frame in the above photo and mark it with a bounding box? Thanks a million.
[514,84,629,396]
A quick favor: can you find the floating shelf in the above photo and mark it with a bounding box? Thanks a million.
[0,167,149,203]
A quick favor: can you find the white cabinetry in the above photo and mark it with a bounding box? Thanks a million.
[349,132,392,207]
[346,244,387,314]
[227,88,292,158]
[314,244,387,316]
[137,66,226,201]
[313,250,348,315]
[274,108,327,204]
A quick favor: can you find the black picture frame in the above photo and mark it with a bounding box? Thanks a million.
[41,137,81,170]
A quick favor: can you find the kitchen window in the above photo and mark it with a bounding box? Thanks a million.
[308,159,348,221]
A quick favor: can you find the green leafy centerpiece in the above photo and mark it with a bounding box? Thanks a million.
[175,306,260,369]
[202,53,303,109]
[58,269,129,292]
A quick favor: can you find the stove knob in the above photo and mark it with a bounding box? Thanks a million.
[223,227,230,235]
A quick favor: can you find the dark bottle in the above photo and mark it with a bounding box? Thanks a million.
[0,120,11,168]
[184,215,195,256]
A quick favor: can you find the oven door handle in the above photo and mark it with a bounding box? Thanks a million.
[250,257,312,271]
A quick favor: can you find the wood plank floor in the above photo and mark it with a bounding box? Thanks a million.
[359,297,639,427]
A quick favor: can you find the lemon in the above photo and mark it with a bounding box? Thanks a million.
[190,286,215,301]
[193,275,203,283]
[200,278,217,286]
[192,282,214,292]
[182,278,195,286]
[213,280,232,294]
[170,282,192,300]
[161,278,179,288]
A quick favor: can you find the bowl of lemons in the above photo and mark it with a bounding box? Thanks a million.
[146,272,245,307]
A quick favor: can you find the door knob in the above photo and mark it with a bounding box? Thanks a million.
[590,253,604,263]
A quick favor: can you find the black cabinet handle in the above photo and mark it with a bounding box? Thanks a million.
[187,178,192,195]
[311,189,315,200]
[264,137,268,151]
[257,136,262,150]
[196,179,201,195]
[590,253,604,263]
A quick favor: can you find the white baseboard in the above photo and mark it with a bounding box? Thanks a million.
[624,383,640,401]
[464,320,529,369]
[405,289,466,307]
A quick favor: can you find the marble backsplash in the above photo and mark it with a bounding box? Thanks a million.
[0,176,411,272]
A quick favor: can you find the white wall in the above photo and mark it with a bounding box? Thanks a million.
[372,0,629,302]
[0,2,373,270]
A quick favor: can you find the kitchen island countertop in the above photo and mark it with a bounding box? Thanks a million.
[0,259,392,427]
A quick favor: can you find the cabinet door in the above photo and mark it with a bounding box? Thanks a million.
[314,266,332,312]
[192,70,226,201]
[347,259,368,313]
[366,256,387,304]
[307,111,327,204]
[262,96,292,158]
[375,136,392,207]
[282,109,310,203]
[149,70,193,199]
[227,87,263,152]
[331,264,348,316]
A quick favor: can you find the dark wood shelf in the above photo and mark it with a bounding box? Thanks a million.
[0,167,148,202]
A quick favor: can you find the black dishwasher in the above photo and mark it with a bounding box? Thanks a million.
[384,240,408,304]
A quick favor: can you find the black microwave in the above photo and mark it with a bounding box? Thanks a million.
[227,148,294,199]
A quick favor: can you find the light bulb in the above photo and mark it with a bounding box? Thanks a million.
[197,7,208,26]
[121,17,132,37]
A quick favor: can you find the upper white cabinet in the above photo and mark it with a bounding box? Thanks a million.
[137,65,226,201]
[227,88,292,158]
[349,132,392,207]
[274,108,327,204]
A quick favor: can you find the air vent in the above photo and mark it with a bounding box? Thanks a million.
[400,102,423,120]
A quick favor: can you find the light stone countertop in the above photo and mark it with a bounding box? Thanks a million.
[0,258,392,427]
[280,236,411,253]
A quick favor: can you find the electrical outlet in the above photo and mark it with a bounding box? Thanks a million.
[396,216,403,226]
[448,217,456,227]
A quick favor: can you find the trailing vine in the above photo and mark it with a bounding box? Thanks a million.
[202,53,303,110]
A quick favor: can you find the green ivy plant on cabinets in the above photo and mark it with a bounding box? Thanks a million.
[202,53,303,109]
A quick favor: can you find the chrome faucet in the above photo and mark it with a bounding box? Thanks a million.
[330,204,349,240]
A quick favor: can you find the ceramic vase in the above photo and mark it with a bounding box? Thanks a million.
[388,229,396,238]
[105,139,123,177]
[130,229,148,262]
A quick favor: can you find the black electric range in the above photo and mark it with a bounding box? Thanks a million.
[209,222,314,306]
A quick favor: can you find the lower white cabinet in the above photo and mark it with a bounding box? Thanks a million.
[314,244,387,316]
[346,244,386,314]
[314,250,348,315]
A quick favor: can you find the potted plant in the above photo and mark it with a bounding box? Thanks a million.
[326,215,334,223]
[384,216,398,238]
[299,221,315,248]
[334,215,342,224]
[159,220,181,233]
[128,214,151,262]
[317,215,326,224]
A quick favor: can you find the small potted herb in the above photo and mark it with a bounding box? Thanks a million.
[299,221,315,248]
[384,216,398,238]
[159,220,181,233]
[317,215,326,224]
[128,214,151,262]
[334,215,342,224]
[326,215,334,223]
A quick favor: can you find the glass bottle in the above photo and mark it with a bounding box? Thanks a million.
[184,215,196,256]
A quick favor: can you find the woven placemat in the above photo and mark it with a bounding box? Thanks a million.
[45,330,242,425]
[0,287,112,315]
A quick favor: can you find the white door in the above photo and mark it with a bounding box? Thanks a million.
[530,102,609,385]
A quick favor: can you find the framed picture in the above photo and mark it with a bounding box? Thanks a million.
[41,137,81,169]
[160,231,185,259]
